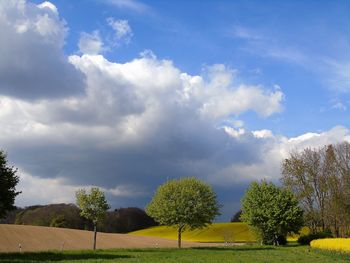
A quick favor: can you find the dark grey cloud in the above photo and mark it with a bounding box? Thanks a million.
[0,1,85,99]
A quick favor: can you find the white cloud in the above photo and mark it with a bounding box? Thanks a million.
[0,50,285,209]
[230,25,307,65]
[104,0,150,13]
[252,129,273,138]
[327,60,350,92]
[78,18,132,54]
[331,101,347,111]
[16,171,144,207]
[198,81,284,119]
[231,25,263,40]
[16,172,78,206]
[107,18,132,41]
[78,31,104,55]
[37,1,58,15]
[213,125,350,185]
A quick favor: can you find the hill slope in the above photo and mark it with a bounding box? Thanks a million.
[130,223,309,242]
[130,223,257,243]
[0,224,210,252]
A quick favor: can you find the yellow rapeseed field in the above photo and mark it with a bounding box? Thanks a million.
[130,223,256,243]
[130,223,309,243]
[311,238,350,253]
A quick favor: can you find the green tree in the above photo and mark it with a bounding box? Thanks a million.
[231,210,242,222]
[241,181,303,245]
[146,177,220,248]
[76,187,110,250]
[0,150,21,219]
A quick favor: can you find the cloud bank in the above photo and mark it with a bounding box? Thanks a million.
[1,1,349,219]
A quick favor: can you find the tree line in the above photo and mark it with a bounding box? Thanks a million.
[281,142,350,237]
[0,203,157,233]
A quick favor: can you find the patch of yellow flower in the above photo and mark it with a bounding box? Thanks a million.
[311,238,350,253]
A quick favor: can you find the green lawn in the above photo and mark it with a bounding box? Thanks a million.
[1,245,349,263]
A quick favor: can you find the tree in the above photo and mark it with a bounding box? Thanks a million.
[146,177,220,248]
[231,210,242,222]
[281,143,350,237]
[13,204,88,230]
[241,181,303,245]
[99,207,157,233]
[76,187,110,250]
[282,147,328,232]
[0,150,21,219]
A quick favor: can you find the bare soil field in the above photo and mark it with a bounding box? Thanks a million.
[0,224,226,252]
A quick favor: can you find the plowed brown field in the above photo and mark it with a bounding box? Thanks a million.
[0,224,217,252]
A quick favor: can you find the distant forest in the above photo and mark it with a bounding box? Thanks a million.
[0,204,157,233]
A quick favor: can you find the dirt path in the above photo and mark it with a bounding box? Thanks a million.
[0,224,233,252]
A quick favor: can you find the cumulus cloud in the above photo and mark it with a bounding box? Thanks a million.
[0,49,285,211]
[213,125,350,186]
[0,0,84,99]
[78,31,104,55]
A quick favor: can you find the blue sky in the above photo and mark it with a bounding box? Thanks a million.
[1,0,350,220]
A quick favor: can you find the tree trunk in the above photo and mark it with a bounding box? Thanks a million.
[178,226,184,248]
[93,223,97,250]
[334,219,339,237]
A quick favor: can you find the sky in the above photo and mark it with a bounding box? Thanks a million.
[1,0,350,221]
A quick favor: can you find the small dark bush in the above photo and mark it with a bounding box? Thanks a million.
[297,231,333,245]
[231,210,242,222]
[277,235,287,245]
[261,234,287,245]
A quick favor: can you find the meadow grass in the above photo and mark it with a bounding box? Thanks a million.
[1,245,350,263]
[130,222,309,242]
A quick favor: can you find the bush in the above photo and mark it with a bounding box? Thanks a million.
[260,234,287,245]
[277,235,287,245]
[297,231,333,245]
[50,215,67,228]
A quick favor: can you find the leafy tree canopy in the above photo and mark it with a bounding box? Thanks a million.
[76,187,110,224]
[241,180,303,245]
[0,150,21,219]
[76,187,110,250]
[146,177,220,247]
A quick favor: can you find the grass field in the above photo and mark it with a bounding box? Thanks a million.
[130,223,309,243]
[0,245,349,262]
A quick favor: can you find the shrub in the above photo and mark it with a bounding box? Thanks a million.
[298,231,333,245]
[50,215,67,228]
[277,235,287,245]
